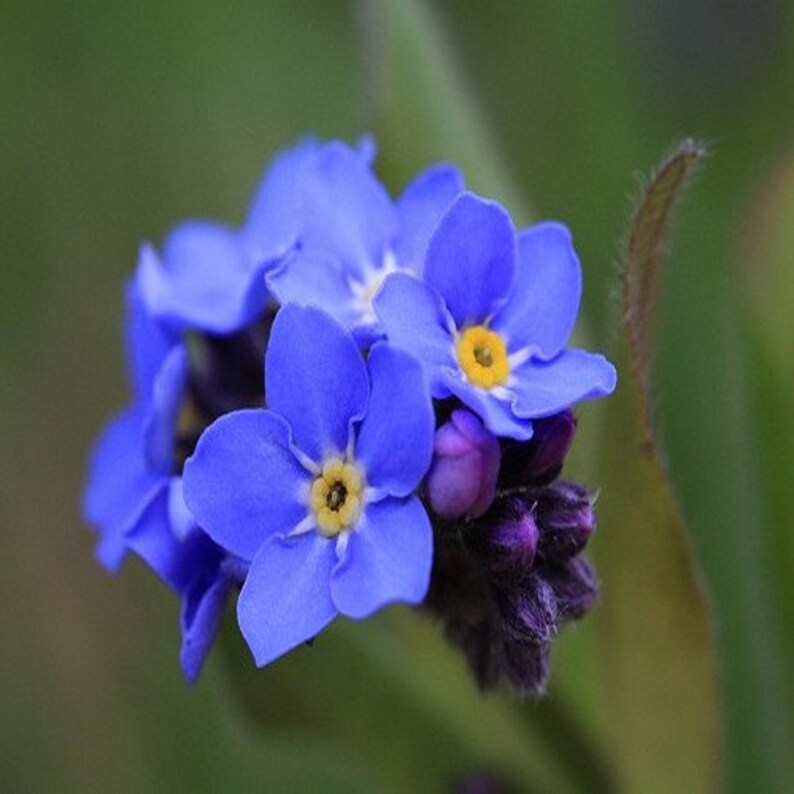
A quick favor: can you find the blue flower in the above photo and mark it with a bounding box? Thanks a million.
[137,137,376,335]
[83,283,236,682]
[374,192,617,440]
[84,282,183,570]
[266,143,464,343]
[182,304,435,667]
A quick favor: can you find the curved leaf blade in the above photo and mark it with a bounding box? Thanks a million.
[622,139,706,434]
[591,141,721,791]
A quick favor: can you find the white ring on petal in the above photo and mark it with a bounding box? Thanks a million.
[335,531,350,559]
[508,346,533,369]
[289,514,316,538]
[291,445,321,476]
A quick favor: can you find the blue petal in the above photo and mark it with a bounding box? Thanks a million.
[440,369,534,441]
[424,193,516,327]
[143,345,188,475]
[330,497,432,619]
[394,164,465,273]
[354,133,377,166]
[167,476,197,542]
[138,221,267,334]
[96,532,128,572]
[492,223,582,359]
[511,349,618,418]
[297,142,396,277]
[127,498,221,591]
[244,137,320,264]
[374,274,456,398]
[123,482,181,587]
[183,409,311,561]
[351,320,386,349]
[356,344,434,496]
[180,568,232,684]
[266,305,369,463]
[266,251,362,330]
[238,533,338,667]
[125,278,177,402]
[83,407,162,571]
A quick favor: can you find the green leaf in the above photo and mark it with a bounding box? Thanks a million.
[622,140,706,420]
[740,147,794,741]
[589,142,720,791]
[741,148,794,391]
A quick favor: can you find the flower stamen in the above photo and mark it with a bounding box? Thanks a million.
[309,458,365,537]
[457,325,510,389]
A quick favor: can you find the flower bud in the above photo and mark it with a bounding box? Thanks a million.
[501,637,551,696]
[500,575,558,644]
[499,409,576,488]
[474,495,539,572]
[545,556,598,621]
[535,481,595,561]
[426,410,501,520]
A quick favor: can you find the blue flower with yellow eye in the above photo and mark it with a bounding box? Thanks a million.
[182,304,435,667]
[84,282,236,683]
[83,135,619,694]
[84,281,186,571]
[265,142,464,344]
[137,137,377,335]
[374,192,617,440]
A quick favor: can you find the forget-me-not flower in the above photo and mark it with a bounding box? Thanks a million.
[375,192,617,440]
[83,282,236,682]
[138,138,376,335]
[183,304,435,667]
[84,282,187,571]
[266,142,464,343]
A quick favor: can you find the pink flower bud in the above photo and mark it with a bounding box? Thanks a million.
[426,410,501,520]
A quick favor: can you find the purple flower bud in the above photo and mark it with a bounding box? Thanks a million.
[501,638,551,696]
[545,557,599,621]
[535,481,595,561]
[498,575,558,644]
[492,513,539,571]
[499,409,577,488]
[427,409,501,520]
[474,495,539,572]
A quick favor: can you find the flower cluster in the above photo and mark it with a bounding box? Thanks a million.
[84,136,615,691]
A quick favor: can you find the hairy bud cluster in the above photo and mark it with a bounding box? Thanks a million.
[424,410,599,695]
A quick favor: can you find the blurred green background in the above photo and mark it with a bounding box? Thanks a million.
[2,1,793,790]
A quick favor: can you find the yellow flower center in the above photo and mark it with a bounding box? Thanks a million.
[309,458,365,537]
[456,325,510,389]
